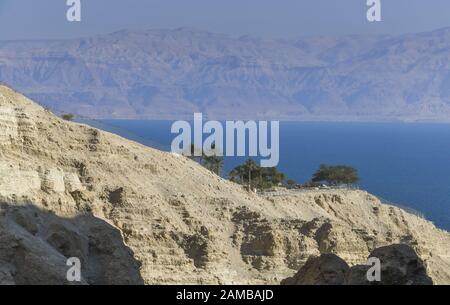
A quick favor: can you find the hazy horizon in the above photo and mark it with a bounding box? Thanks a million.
[2,0,450,40]
[1,24,450,43]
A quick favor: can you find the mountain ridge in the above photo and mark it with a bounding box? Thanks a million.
[2,27,450,120]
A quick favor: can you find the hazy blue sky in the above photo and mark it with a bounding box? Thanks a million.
[1,0,450,40]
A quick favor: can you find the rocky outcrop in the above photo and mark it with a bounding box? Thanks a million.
[346,244,433,285]
[282,244,433,285]
[0,204,143,285]
[281,254,349,285]
[1,85,450,285]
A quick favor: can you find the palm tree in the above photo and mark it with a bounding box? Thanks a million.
[212,156,224,175]
[200,143,223,176]
[244,159,258,192]
[228,165,245,184]
[228,159,287,191]
[188,144,205,165]
[204,155,224,176]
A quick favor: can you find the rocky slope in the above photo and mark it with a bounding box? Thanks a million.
[4,28,450,121]
[0,85,449,284]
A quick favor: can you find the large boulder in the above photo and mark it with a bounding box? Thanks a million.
[363,244,432,285]
[281,253,350,285]
[344,265,373,285]
[282,244,433,285]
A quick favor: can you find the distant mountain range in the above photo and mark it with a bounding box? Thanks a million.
[2,27,450,121]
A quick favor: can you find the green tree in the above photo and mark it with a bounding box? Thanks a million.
[203,154,224,176]
[286,179,297,188]
[229,165,245,184]
[228,159,286,191]
[245,159,258,191]
[204,143,223,176]
[189,143,224,176]
[311,164,359,186]
[61,113,75,121]
[187,144,204,165]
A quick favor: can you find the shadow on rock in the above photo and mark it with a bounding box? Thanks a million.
[0,203,144,285]
[281,253,349,285]
[346,244,433,285]
[281,244,433,285]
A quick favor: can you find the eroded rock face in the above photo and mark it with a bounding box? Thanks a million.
[0,85,450,284]
[365,244,433,285]
[281,254,349,285]
[0,204,143,285]
[282,244,433,285]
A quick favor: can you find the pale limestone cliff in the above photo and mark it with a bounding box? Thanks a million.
[0,85,449,284]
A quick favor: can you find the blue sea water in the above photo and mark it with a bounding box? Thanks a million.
[88,120,450,231]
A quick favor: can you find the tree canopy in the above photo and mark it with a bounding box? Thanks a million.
[311,164,359,186]
[228,159,285,191]
[188,144,224,176]
[61,113,75,121]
